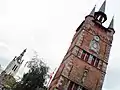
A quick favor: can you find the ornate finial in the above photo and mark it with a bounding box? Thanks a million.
[16,49,27,64]
[99,0,106,13]
[21,48,27,56]
[108,16,114,29]
[23,48,27,53]
[90,5,96,16]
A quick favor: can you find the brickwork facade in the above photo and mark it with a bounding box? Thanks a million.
[49,2,115,90]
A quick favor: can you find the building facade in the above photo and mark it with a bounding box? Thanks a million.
[4,49,26,76]
[49,1,115,90]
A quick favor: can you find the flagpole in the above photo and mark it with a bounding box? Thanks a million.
[47,68,57,87]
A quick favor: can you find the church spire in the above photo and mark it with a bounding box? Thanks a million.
[108,16,114,29]
[90,5,96,16]
[99,0,106,13]
[4,49,27,76]
[16,49,27,64]
[20,48,27,56]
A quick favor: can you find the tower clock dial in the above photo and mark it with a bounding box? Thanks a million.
[94,36,100,41]
[16,56,22,64]
[17,59,21,64]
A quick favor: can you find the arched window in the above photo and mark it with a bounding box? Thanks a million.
[90,35,100,54]
[12,65,18,71]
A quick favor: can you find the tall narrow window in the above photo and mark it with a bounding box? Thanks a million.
[14,66,18,71]
[91,56,96,66]
[84,53,89,62]
[67,81,74,90]
[88,55,93,64]
[12,65,16,70]
[94,59,99,67]
[81,50,86,60]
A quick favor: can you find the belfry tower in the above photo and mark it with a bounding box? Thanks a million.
[4,49,27,76]
[49,0,115,90]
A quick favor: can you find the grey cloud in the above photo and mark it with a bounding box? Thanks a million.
[0,56,10,69]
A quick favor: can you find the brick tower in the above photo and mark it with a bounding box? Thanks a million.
[49,1,115,90]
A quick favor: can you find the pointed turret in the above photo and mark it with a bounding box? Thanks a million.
[90,5,96,16]
[108,16,114,29]
[21,48,27,56]
[108,16,115,37]
[16,49,27,64]
[99,0,106,13]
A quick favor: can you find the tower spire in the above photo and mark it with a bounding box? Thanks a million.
[16,49,27,63]
[108,16,114,29]
[99,0,106,13]
[4,49,27,76]
[90,5,96,16]
[21,48,27,56]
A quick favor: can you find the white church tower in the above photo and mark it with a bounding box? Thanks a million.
[4,49,27,76]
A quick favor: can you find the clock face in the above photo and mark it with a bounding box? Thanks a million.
[17,56,22,64]
[94,36,100,41]
[17,59,21,64]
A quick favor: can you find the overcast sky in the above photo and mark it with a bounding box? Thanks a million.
[0,0,120,90]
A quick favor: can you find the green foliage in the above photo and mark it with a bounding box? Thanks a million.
[13,53,49,90]
[21,64,49,90]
